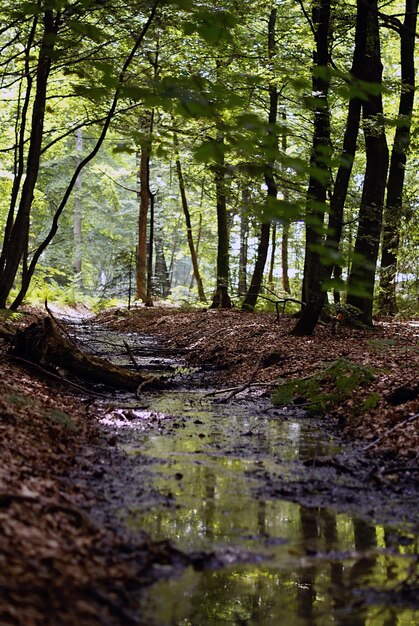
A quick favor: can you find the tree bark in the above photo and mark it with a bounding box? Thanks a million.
[347,0,389,324]
[73,128,83,287]
[0,11,58,308]
[174,132,207,303]
[210,134,232,309]
[238,188,250,295]
[378,0,417,315]
[293,0,331,336]
[241,7,278,312]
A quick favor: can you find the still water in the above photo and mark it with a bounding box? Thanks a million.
[101,390,418,626]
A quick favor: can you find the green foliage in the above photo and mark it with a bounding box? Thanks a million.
[272,358,376,415]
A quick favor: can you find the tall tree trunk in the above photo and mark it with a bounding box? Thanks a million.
[189,213,203,290]
[154,231,170,297]
[210,134,232,309]
[238,187,250,294]
[268,223,277,288]
[347,0,389,324]
[378,0,417,315]
[174,132,207,303]
[0,16,37,279]
[293,0,331,336]
[73,128,83,288]
[281,223,291,294]
[280,111,291,294]
[136,113,154,305]
[0,11,58,308]
[241,7,278,312]
[136,145,149,302]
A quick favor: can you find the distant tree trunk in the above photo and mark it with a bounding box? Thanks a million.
[268,223,277,288]
[0,11,58,309]
[73,128,83,288]
[210,134,232,309]
[146,183,155,305]
[281,223,291,294]
[136,114,153,306]
[189,213,203,290]
[154,231,170,297]
[242,7,278,312]
[347,0,389,325]
[136,146,149,303]
[174,132,207,303]
[280,111,291,294]
[293,0,331,336]
[238,188,250,295]
[378,0,417,316]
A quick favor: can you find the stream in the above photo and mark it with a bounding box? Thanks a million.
[68,318,418,626]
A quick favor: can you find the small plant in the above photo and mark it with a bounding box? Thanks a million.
[272,358,376,415]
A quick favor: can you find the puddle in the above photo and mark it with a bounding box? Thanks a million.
[69,320,419,626]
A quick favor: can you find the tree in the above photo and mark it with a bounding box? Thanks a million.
[292,0,332,336]
[0,0,159,309]
[242,7,278,312]
[378,0,418,315]
[347,0,389,324]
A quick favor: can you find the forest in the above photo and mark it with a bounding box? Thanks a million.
[0,1,418,625]
[0,0,417,328]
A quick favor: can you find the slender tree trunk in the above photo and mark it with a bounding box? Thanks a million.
[0,11,58,308]
[0,16,37,279]
[238,188,249,294]
[280,111,291,294]
[174,132,207,303]
[378,0,417,315]
[154,231,170,297]
[347,0,389,324]
[136,146,149,302]
[282,223,291,294]
[268,223,277,288]
[210,134,232,309]
[146,182,155,306]
[242,7,278,312]
[293,0,331,336]
[189,213,203,290]
[73,128,83,288]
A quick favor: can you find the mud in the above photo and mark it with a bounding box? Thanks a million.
[66,317,418,626]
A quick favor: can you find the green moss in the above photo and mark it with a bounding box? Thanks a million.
[272,358,376,416]
[45,408,78,432]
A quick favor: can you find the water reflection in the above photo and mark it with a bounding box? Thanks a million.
[111,392,417,625]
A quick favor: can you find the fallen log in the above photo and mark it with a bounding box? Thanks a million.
[11,317,157,392]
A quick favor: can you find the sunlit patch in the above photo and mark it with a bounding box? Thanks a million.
[99,408,169,429]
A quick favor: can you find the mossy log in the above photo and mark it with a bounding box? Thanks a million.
[12,317,153,391]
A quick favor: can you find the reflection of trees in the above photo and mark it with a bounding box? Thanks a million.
[297,506,318,622]
[202,465,216,538]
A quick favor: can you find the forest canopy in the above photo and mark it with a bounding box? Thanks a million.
[0,0,417,333]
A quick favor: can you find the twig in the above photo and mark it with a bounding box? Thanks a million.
[205,381,278,397]
[123,340,141,371]
[363,413,419,451]
[217,354,265,403]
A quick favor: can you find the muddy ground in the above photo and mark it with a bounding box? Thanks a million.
[0,306,418,625]
[97,306,419,462]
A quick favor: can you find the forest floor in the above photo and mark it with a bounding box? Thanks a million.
[98,306,419,463]
[0,305,418,625]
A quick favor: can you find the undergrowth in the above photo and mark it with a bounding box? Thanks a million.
[272,357,378,415]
